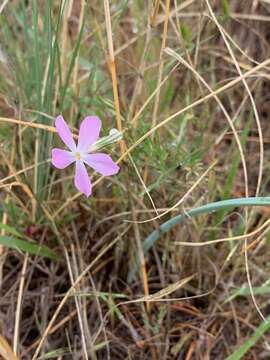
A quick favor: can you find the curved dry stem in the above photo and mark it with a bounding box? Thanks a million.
[151,0,170,132]
[167,48,249,198]
[126,160,217,224]
[174,216,270,247]
[205,0,263,197]
[205,0,265,322]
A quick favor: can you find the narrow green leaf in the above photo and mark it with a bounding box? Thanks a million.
[226,315,270,359]
[180,23,192,43]
[60,16,85,109]
[0,223,22,238]
[143,197,270,254]
[0,236,58,260]
[225,286,270,303]
[128,197,270,282]
[222,0,230,17]
[37,348,70,359]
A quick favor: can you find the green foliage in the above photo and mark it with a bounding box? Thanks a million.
[1,2,269,357]
[226,314,270,359]
[0,235,58,259]
[180,23,193,44]
[221,0,230,17]
[128,197,270,281]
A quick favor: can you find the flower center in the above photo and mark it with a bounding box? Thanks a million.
[75,152,81,160]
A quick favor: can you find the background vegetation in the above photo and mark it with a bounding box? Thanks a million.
[1,0,270,358]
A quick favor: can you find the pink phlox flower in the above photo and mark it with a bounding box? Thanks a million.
[51,115,120,197]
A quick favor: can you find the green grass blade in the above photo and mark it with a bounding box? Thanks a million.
[41,2,64,196]
[226,315,270,359]
[0,236,58,260]
[0,223,22,238]
[225,278,270,303]
[128,197,270,282]
[33,0,42,108]
[225,286,270,303]
[143,197,270,253]
[59,16,85,110]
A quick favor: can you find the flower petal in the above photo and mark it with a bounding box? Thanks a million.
[83,153,120,176]
[51,148,75,169]
[77,116,101,152]
[55,115,76,151]
[74,160,92,197]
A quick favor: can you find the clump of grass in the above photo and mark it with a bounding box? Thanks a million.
[1,1,270,359]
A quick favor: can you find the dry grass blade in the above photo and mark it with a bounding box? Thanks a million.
[13,254,28,357]
[151,0,170,132]
[0,160,50,185]
[0,116,56,133]
[32,226,131,360]
[65,247,89,360]
[0,335,18,360]
[164,47,249,197]
[151,0,161,27]
[122,274,195,304]
[175,216,270,247]
[205,0,266,323]
[2,2,270,358]
[131,204,150,312]
[52,58,270,218]
[128,159,217,224]
[103,0,125,155]
[70,0,85,120]
[205,0,263,197]
[117,56,270,166]
[0,0,9,14]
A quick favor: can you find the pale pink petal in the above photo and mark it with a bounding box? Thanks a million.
[51,148,75,169]
[77,116,101,152]
[83,153,119,176]
[55,115,76,151]
[74,160,92,197]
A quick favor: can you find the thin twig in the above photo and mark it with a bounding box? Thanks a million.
[13,254,29,356]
